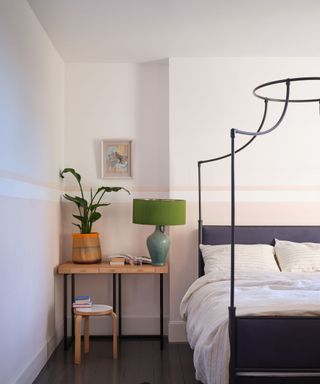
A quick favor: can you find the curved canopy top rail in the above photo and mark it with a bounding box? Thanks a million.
[253,76,320,103]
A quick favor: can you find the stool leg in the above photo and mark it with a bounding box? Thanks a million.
[111,312,118,359]
[74,315,82,364]
[84,317,89,353]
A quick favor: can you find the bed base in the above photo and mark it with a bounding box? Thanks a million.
[236,376,320,383]
[236,316,320,370]
[233,316,320,383]
[200,225,320,384]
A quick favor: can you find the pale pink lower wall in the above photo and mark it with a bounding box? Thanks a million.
[61,198,320,339]
[0,195,61,384]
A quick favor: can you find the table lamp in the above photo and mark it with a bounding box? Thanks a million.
[132,199,186,265]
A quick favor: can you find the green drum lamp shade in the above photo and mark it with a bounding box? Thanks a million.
[132,199,186,265]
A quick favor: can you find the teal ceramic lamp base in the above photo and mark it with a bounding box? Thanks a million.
[147,225,170,266]
[133,199,186,265]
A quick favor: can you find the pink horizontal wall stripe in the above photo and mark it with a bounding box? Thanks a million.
[170,185,320,192]
[0,170,62,190]
[3,170,319,194]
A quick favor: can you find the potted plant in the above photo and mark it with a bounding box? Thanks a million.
[60,168,130,263]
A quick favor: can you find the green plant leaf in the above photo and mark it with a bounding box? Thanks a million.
[60,168,81,183]
[63,194,87,208]
[72,223,82,231]
[90,203,111,210]
[72,214,85,222]
[90,212,102,223]
[63,194,80,208]
[96,186,130,195]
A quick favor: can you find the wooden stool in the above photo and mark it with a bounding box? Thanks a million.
[74,304,118,364]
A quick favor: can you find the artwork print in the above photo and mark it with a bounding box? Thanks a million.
[101,140,132,178]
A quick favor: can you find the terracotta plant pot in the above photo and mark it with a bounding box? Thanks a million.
[72,233,102,264]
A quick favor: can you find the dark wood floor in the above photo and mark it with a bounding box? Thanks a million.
[34,337,201,384]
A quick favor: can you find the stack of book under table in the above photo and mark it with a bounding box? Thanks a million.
[73,295,92,308]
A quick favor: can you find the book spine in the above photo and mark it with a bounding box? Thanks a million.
[73,304,92,307]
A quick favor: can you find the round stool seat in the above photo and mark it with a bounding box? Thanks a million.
[74,304,113,316]
[74,304,118,363]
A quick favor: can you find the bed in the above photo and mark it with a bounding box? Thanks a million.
[180,225,320,384]
[181,78,320,384]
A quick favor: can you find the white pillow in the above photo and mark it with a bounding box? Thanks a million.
[275,239,320,272]
[200,243,279,274]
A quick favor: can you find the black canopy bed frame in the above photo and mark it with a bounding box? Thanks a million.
[197,77,320,384]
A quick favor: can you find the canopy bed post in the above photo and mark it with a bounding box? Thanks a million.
[228,80,291,382]
[229,127,237,384]
[198,161,203,277]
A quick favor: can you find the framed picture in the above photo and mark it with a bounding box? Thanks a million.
[101,140,132,178]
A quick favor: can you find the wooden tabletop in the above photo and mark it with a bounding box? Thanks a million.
[58,261,168,274]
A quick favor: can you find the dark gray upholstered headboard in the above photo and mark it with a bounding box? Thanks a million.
[199,225,320,277]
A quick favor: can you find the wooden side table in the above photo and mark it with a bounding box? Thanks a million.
[58,262,168,350]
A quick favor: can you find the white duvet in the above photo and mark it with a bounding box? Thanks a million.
[180,271,320,384]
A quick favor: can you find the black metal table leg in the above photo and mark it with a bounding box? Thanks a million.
[160,273,164,350]
[118,274,122,337]
[71,274,75,340]
[113,273,117,312]
[63,274,68,350]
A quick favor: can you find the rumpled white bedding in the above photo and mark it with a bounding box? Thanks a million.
[180,271,320,384]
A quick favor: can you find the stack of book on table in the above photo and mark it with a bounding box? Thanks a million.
[109,257,125,266]
[73,295,92,308]
[107,254,152,265]
[136,256,152,264]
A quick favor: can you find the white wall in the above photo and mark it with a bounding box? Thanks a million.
[168,58,320,341]
[64,61,169,334]
[0,1,64,383]
[65,62,169,190]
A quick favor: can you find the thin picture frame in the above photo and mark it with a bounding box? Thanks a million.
[101,140,132,178]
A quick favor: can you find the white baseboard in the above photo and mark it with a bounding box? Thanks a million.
[168,320,187,342]
[14,323,63,384]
